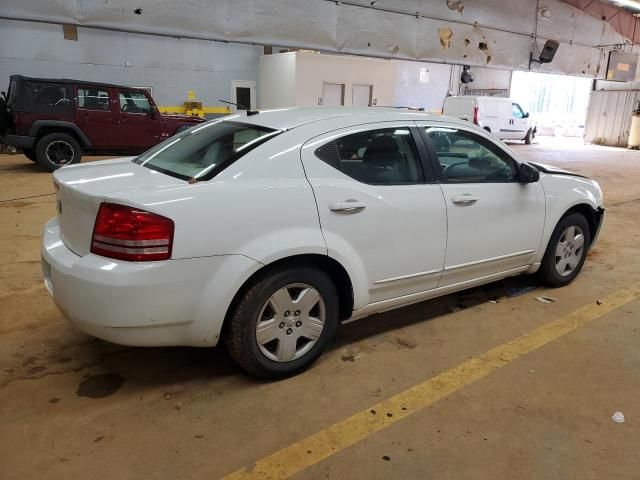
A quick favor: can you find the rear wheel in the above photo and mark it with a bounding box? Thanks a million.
[225,266,339,378]
[35,132,82,171]
[538,213,590,287]
[23,148,37,162]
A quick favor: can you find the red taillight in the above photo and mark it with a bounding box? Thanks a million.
[91,203,174,261]
[473,106,479,125]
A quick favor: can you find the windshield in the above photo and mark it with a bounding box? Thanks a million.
[133,120,280,181]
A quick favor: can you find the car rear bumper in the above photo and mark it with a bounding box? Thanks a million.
[2,134,35,149]
[41,217,261,347]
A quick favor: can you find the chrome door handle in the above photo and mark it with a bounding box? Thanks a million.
[451,194,478,205]
[329,200,367,212]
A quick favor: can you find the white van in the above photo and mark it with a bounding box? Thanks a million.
[443,96,535,144]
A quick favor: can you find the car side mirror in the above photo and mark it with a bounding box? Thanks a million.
[519,162,539,183]
[524,112,530,118]
[149,106,158,119]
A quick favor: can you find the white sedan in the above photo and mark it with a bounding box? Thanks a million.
[42,107,604,377]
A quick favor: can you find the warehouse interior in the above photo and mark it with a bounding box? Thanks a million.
[2,0,640,478]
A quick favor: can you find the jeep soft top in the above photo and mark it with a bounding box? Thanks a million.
[1,75,203,171]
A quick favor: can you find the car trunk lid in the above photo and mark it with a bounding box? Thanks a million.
[53,158,184,256]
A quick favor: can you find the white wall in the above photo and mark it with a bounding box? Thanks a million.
[461,67,512,91]
[258,53,296,109]
[0,19,261,107]
[394,61,453,113]
[293,52,396,107]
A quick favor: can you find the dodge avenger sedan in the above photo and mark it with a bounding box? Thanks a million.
[42,107,604,377]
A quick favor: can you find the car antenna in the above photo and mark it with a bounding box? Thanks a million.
[218,99,259,116]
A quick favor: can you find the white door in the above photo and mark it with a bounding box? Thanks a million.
[511,102,530,140]
[352,85,372,107]
[322,83,344,106]
[477,98,499,134]
[418,123,545,286]
[231,80,256,111]
[301,123,447,305]
[496,101,517,139]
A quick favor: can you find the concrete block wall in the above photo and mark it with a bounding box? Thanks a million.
[0,19,261,108]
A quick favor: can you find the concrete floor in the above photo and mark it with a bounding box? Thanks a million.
[1,138,639,479]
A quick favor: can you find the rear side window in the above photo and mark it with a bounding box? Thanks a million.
[12,81,72,113]
[424,127,518,183]
[119,91,152,114]
[78,88,110,111]
[314,127,423,185]
[134,121,280,181]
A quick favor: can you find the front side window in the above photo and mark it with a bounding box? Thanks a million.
[134,121,280,181]
[78,87,110,111]
[119,91,152,114]
[314,127,423,185]
[512,103,525,118]
[425,127,518,183]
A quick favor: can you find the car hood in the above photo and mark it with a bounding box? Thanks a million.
[527,162,589,179]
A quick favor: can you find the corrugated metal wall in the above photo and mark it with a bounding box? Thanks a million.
[584,90,640,147]
[0,0,625,77]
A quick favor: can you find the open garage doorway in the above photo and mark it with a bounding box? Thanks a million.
[510,71,591,141]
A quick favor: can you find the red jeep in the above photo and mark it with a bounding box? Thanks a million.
[0,75,204,171]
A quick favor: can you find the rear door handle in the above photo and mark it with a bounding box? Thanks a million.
[329,200,367,212]
[451,194,478,205]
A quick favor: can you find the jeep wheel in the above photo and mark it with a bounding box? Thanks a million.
[35,133,82,171]
[23,149,38,163]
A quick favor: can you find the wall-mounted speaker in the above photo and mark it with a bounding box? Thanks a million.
[539,40,560,63]
[529,40,560,69]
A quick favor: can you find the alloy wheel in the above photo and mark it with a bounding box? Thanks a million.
[255,283,326,362]
[554,225,585,277]
[45,140,74,166]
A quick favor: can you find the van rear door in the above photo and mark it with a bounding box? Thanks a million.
[443,97,475,122]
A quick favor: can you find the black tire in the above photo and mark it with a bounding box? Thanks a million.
[538,213,591,287]
[225,266,339,378]
[524,129,533,145]
[35,132,82,171]
[23,148,38,162]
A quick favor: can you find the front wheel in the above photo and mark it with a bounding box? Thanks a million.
[35,132,82,171]
[225,266,339,378]
[524,129,533,145]
[538,213,590,287]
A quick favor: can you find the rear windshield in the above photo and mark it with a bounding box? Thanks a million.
[133,121,280,181]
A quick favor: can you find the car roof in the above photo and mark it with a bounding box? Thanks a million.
[223,107,466,130]
[9,74,148,92]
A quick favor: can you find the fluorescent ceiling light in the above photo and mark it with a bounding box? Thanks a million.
[613,0,640,11]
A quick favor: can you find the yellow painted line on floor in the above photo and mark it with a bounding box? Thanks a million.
[225,283,640,480]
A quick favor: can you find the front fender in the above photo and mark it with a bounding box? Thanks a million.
[532,174,603,265]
